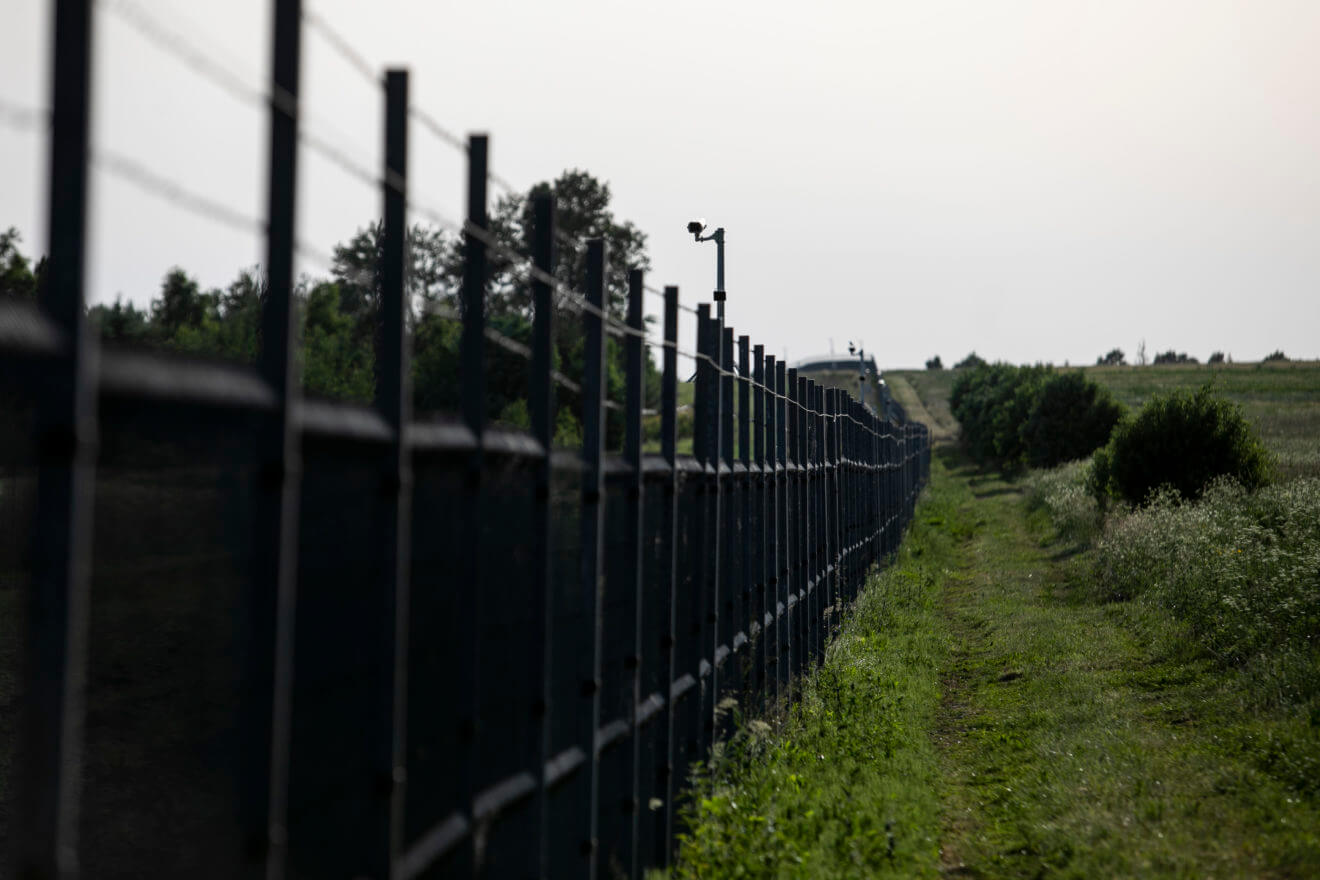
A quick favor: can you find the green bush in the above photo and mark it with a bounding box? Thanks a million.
[1020,372,1123,469]
[951,365,1117,470]
[1091,385,1273,505]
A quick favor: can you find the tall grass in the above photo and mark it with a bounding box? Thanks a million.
[1021,459,1102,545]
[1092,478,1320,683]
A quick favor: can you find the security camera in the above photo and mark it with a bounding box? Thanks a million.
[687,220,706,235]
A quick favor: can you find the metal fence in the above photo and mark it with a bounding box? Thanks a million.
[1,1,931,877]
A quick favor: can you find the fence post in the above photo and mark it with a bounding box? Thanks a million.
[19,1,97,875]
[576,239,608,876]
[824,388,838,638]
[751,345,768,708]
[737,335,752,700]
[692,305,714,757]
[774,359,789,693]
[717,326,736,732]
[657,286,679,869]
[238,0,304,873]
[526,192,557,876]
[591,266,645,880]
[370,68,412,878]
[812,382,824,665]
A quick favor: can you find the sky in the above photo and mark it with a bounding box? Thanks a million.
[2,0,1318,368]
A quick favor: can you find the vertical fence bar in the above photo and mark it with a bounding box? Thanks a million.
[240,0,303,873]
[784,368,798,681]
[578,239,608,877]
[798,374,810,674]
[736,336,751,700]
[825,389,838,638]
[717,326,735,731]
[773,359,789,693]
[527,193,556,876]
[371,69,412,877]
[18,1,96,875]
[657,286,679,869]
[597,267,645,880]
[751,346,768,707]
[691,305,713,758]
[811,382,823,665]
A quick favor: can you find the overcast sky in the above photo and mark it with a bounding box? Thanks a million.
[3,0,1318,367]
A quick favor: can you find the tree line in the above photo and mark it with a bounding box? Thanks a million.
[1,170,661,447]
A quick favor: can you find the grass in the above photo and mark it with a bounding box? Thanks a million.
[889,360,1320,479]
[673,442,1320,877]
[671,490,955,877]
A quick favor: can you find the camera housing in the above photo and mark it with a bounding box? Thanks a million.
[686,220,706,235]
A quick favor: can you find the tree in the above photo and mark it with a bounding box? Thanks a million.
[1136,339,1147,366]
[1152,350,1197,365]
[925,355,943,370]
[0,227,44,300]
[1207,351,1226,364]
[89,296,150,344]
[955,351,986,370]
[1263,350,1288,363]
[1097,348,1125,366]
[151,268,217,344]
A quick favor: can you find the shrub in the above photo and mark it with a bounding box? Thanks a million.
[925,355,943,370]
[1153,350,1198,365]
[1023,459,1102,544]
[1096,348,1125,366]
[1020,372,1123,469]
[1091,385,1272,505]
[952,365,1118,470]
[1264,350,1288,362]
[1208,351,1226,364]
[954,351,985,370]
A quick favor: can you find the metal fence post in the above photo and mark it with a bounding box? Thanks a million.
[773,359,789,694]
[372,69,412,878]
[751,346,768,708]
[717,326,736,732]
[656,286,679,869]
[527,193,556,877]
[241,1,303,873]
[577,239,609,877]
[18,1,97,875]
[736,335,752,700]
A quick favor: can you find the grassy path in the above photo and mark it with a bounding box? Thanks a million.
[933,445,1320,878]
[674,445,1320,877]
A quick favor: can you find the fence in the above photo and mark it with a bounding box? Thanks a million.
[0,1,931,877]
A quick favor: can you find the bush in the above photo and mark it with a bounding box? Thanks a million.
[952,365,1118,470]
[1020,372,1123,469]
[1091,385,1272,506]
[1264,350,1288,362]
[954,351,986,370]
[925,355,943,370]
[1208,351,1226,364]
[1096,348,1125,366]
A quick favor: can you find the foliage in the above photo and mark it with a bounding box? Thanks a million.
[924,354,942,370]
[951,364,1117,470]
[1019,371,1123,469]
[1022,459,1102,544]
[1208,351,1226,364]
[2,170,657,446]
[954,351,985,370]
[1263,350,1288,362]
[1153,350,1198,365]
[1096,347,1126,366]
[0,227,44,299]
[1090,385,1273,506]
[1092,479,1320,730]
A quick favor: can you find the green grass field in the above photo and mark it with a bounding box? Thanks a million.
[889,360,1320,478]
[674,361,1320,877]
